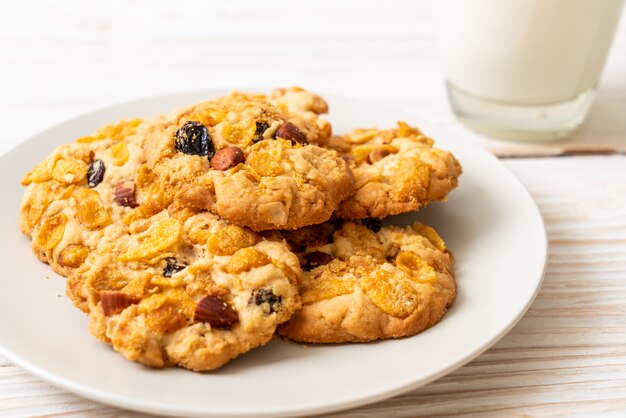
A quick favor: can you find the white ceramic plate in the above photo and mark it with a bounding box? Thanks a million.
[0,91,547,417]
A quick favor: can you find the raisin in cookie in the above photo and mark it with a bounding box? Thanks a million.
[67,208,301,371]
[20,118,172,276]
[278,220,456,343]
[145,88,355,231]
[330,122,462,219]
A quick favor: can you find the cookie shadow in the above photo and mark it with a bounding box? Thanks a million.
[208,336,310,375]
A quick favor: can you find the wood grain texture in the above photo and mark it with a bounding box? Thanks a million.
[0,0,624,157]
[1,1,625,417]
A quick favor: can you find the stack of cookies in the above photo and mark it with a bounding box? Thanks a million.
[20,88,462,371]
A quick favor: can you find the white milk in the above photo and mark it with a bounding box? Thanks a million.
[435,0,624,106]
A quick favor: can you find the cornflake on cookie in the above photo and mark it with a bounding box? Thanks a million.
[20,118,171,276]
[67,209,302,371]
[279,220,456,343]
[145,88,355,231]
[330,122,462,219]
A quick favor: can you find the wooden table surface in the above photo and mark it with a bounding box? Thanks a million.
[1,1,625,417]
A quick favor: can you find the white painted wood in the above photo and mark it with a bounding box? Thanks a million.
[1,1,625,417]
[1,0,624,157]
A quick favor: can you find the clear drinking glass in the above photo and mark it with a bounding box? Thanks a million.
[434,0,625,141]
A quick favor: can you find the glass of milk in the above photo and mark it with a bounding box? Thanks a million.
[434,0,625,141]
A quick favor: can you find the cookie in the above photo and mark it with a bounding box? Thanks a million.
[329,122,462,219]
[268,86,333,145]
[278,220,456,343]
[67,208,301,371]
[20,118,172,276]
[145,88,355,231]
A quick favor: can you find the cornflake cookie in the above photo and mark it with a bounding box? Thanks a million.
[145,88,355,231]
[278,219,456,343]
[331,122,462,219]
[20,118,171,276]
[67,208,301,371]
